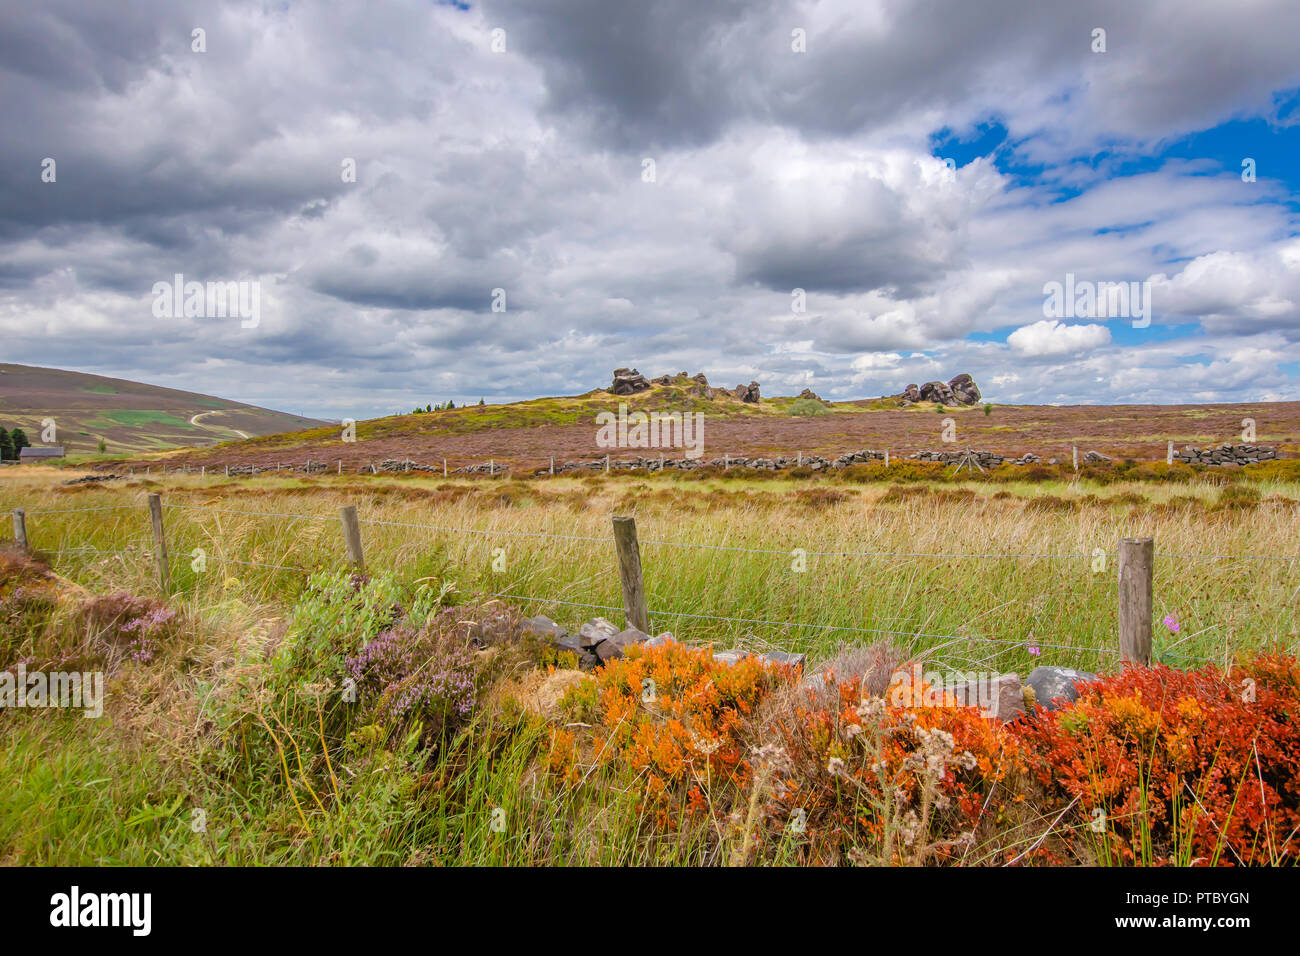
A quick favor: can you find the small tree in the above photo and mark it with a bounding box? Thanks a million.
[983,403,994,416]
[0,429,13,461]
[478,397,485,406]
[9,428,29,455]
[97,437,107,453]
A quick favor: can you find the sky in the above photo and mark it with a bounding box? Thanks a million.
[2,0,1299,421]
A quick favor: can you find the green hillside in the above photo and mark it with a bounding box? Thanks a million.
[0,363,327,456]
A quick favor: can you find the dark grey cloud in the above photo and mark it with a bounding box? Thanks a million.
[0,0,1298,419]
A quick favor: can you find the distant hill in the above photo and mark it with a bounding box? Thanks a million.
[0,364,328,455]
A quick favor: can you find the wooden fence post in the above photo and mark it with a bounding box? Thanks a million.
[339,505,365,573]
[612,516,650,634]
[1118,537,1153,665]
[148,493,169,592]
[12,509,27,550]
[1072,445,1079,471]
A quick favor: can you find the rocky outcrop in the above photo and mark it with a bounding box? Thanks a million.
[796,388,824,402]
[619,370,720,398]
[1177,443,1278,466]
[919,380,957,404]
[733,381,761,403]
[689,372,716,399]
[948,373,981,405]
[899,374,981,406]
[611,368,652,395]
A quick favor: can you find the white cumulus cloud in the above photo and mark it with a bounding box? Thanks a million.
[1007,320,1111,357]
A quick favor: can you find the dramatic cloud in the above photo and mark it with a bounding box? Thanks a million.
[0,0,1298,418]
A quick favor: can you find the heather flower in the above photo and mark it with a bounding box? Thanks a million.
[344,624,478,727]
[1162,614,1180,633]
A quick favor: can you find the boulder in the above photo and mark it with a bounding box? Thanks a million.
[578,617,620,648]
[919,380,957,404]
[947,373,981,406]
[900,375,981,406]
[797,388,824,403]
[1025,666,1096,711]
[519,669,590,717]
[759,649,807,672]
[733,381,761,403]
[946,673,1025,722]
[593,626,651,662]
[521,615,566,641]
[670,372,712,398]
[713,649,749,666]
[610,368,652,395]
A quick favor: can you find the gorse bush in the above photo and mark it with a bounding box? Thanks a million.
[768,677,1029,865]
[579,640,786,828]
[1015,656,1300,865]
[551,639,1300,866]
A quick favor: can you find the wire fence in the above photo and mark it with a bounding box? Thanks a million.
[9,497,1280,667]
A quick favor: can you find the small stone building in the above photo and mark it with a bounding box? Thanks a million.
[19,445,65,461]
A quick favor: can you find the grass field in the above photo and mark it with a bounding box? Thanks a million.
[2,464,1298,865]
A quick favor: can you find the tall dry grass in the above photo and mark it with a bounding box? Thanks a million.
[3,468,1296,674]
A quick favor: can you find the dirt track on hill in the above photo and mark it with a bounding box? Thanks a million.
[121,401,1300,473]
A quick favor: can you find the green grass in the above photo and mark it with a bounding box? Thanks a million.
[85,410,194,430]
[3,468,1298,865]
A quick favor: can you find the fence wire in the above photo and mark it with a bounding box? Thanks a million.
[9,497,1270,665]
[12,501,1300,563]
